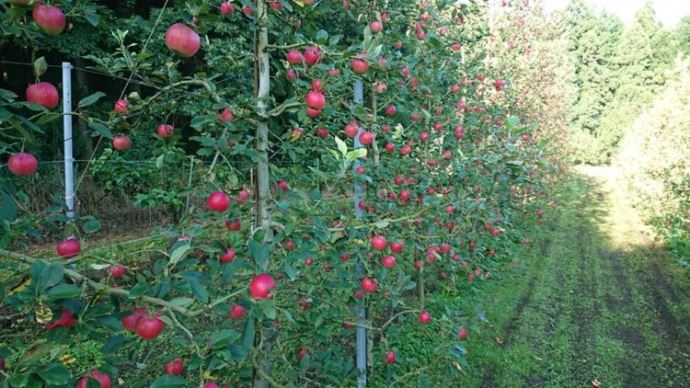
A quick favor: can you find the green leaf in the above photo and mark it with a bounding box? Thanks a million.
[44,284,81,301]
[39,263,64,292]
[169,243,192,267]
[183,275,209,303]
[315,29,329,44]
[37,363,71,385]
[89,122,112,139]
[84,8,100,27]
[128,283,149,299]
[168,297,195,309]
[209,329,241,348]
[346,148,367,162]
[34,57,48,78]
[83,218,102,234]
[150,375,189,388]
[78,92,106,108]
[248,239,269,271]
[334,136,347,156]
[190,115,215,130]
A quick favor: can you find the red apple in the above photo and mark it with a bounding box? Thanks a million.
[46,310,76,330]
[33,3,66,36]
[458,326,468,340]
[276,179,289,192]
[297,346,308,360]
[316,127,329,138]
[165,23,201,57]
[351,57,369,74]
[249,273,276,299]
[495,79,505,91]
[359,131,374,145]
[56,237,80,258]
[8,152,38,176]
[371,235,387,251]
[344,121,359,138]
[228,304,246,320]
[112,135,132,151]
[286,50,303,65]
[26,82,59,108]
[113,99,128,113]
[304,46,321,65]
[220,248,236,263]
[220,2,234,15]
[389,241,404,253]
[381,255,396,269]
[157,124,174,138]
[76,369,111,388]
[419,311,431,324]
[225,218,241,231]
[121,308,147,333]
[384,351,396,365]
[370,20,383,33]
[361,277,378,293]
[218,107,234,122]
[385,105,396,116]
[207,191,230,212]
[109,265,125,279]
[136,314,165,340]
[306,90,326,110]
[164,357,184,375]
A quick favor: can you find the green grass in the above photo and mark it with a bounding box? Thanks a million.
[454,170,690,387]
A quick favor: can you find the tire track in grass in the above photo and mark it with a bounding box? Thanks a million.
[479,223,554,388]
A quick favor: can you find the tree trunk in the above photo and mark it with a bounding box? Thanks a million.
[253,0,274,387]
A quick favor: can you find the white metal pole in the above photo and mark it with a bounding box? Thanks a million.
[62,62,75,220]
[353,79,367,387]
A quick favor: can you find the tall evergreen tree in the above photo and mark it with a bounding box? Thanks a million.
[596,2,674,162]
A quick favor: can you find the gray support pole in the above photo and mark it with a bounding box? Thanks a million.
[353,79,367,388]
[62,62,75,220]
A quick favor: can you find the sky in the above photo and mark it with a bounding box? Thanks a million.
[541,0,690,28]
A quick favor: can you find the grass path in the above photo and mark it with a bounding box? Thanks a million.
[462,167,690,387]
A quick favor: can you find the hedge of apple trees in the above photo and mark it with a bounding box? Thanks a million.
[0,0,557,386]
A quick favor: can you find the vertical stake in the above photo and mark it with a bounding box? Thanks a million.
[62,62,75,221]
[353,78,367,388]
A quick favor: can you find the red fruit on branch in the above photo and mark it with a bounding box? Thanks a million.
[225,218,241,231]
[8,152,38,176]
[304,45,321,65]
[344,120,359,138]
[385,143,395,153]
[389,241,404,253]
[384,351,396,365]
[495,79,506,91]
[370,20,383,33]
[361,277,378,293]
[381,255,396,269]
[164,358,184,375]
[26,82,59,109]
[165,23,200,57]
[371,235,387,251]
[220,248,236,263]
[157,124,174,138]
[359,131,374,145]
[306,90,326,110]
[385,105,396,116]
[135,314,165,340]
[218,107,234,122]
[33,3,66,36]
[220,2,234,15]
[56,237,80,258]
[249,273,276,299]
[46,310,76,330]
[316,127,329,138]
[207,191,230,212]
[286,50,303,65]
[228,304,246,320]
[458,326,468,340]
[112,135,132,151]
[114,99,128,113]
[109,265,125,279]
[121,308,148,333]
[419,311,431,324]
[76,369,111,388]
[351,56,369,74]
